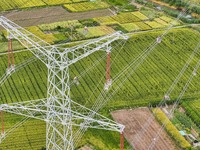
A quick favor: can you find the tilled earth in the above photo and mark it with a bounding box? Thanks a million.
[111,107,178,150]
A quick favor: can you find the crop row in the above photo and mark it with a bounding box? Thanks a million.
[76,26,115,38]
[0,0,45,11]
[70,28,200,108]
[27,26,57,44]
[0,51,47,104]
[131,11,149,20]
[94,12,180,32]
[42,0,87,5]
[0,112,123,149]
[172,110,200,134]
[0,113,45,150]
[64,1,110,12]
[181,101,200,127]
[160,16,180,25]
[0,29,198,106]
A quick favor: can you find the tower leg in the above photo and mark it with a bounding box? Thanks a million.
[8,39,11,69]
[104,51,112,90]
[7,37,15,74]
[1,111,4,137]
[120,132,124,150]
[10,39,15,69]
[46,61,74,150]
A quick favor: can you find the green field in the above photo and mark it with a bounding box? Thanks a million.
[181,99,200,127]
[0,0,46,11]
[0,0,199,149]
[171,109,200,141]
[0,0,90,11]
[64,1,110,12]
[0,28,199,149]
[0,10,181,44]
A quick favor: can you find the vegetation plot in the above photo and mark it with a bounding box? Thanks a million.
[182,100,200,127]
[38,20,82,31]
[145,21,164,28]
[0,0,89,11]
[64,1,110,12]
[119,23,140,32]
[111,12,141,24]
[94,16,119,25]
[77,25,115,38]
[27,26,57,44]
[131,11,149,20]
[0,0,46,11]
[42,0,86,5]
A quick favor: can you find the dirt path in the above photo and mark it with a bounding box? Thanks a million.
[111,107,178,150]
[0,6,113,29]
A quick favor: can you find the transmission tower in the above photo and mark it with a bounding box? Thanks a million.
[0,16,128,149]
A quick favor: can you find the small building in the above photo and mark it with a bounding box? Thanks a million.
[185,15,192,19]
[179,130,186,136]
[156,6,162,11]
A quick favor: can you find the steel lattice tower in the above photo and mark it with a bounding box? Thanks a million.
[0,16,128,149]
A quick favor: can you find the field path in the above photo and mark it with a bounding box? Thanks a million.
[0,6,113,29]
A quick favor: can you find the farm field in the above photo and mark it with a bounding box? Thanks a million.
[171,108,200,143]
[0,0,101,11]
[0,3,182,42]
[0,28,199,107]
[0,113,46,150]
[0,0,199,149]
[94,11,180,32]
[0,28,199,149]
[64,1,110,12]
[0,7,113,29]
[0,0,46,11]
[0,10,182,47]
[181,99,200,127]
[111,108,177,150]
[76,26,115,38]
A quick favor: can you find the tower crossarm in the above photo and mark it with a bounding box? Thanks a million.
[0,16,128,67]
[0,16,60,65]
[70,99,124,133]
[0,99,124,133]
[0,99,48,122]
[63,31,129,66]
